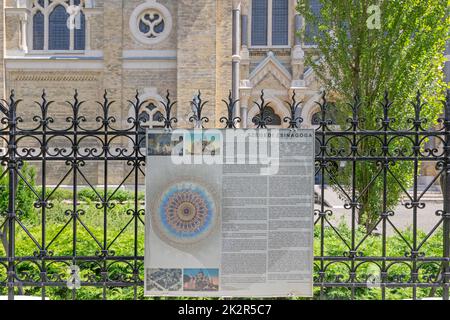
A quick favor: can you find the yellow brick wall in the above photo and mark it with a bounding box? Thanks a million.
[0,0,4,96]
[176,0,217,127]
[216,0,233,127]
[1,0,301,123]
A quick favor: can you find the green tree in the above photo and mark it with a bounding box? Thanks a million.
[0,163,37,254]
[297,0,449,229]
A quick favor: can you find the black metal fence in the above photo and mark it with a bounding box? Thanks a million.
[0,89,449,300]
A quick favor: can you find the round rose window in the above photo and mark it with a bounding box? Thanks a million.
[130,1,172,45]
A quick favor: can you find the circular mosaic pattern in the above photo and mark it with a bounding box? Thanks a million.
[153,182,217,245]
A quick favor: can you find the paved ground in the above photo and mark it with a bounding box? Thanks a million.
[315,187,444,236]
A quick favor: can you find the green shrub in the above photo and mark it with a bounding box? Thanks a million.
[0,167,445,300]
[33,187,144,204]
[78,188,139,203]
[1,213,444,300]
[34,187,73,203]
[0,163,37,219]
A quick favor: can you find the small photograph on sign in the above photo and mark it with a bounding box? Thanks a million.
[183,269,219,292]
[185,132,221,156]
[146,268,182,291]
[147,132,184,156]
[203,132,221,156]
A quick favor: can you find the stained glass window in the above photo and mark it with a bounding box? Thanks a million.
[32,1,86,51]
[304,0,322,45]
[33,11,45,50]
[251,0,268,46]
[251,0,289,47]
[74,11,86,50]
[49,5,70,50]
[272,0,289,45]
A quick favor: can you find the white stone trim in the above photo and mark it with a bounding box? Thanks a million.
[6,49,103,57]
[5,58,104,70]
[122,60,176,69]
[5,8,29,15]
[122,49,177,59]
[301,91,323,126]
[16,0,29,9]
[249,52,292,88]
[129,0,173,46]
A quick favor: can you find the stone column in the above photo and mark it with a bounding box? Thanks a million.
[240,85,252,129]
[291,14,305,88]
[232,1,241,120]
[19,13,28,52]
[84,14,91,51]
[239,4,250,97]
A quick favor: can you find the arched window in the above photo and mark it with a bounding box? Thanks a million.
[272,0,289,45]
[74,11,86,50]
[304,0,322,45]
[139,102,165,128]
[152,111,165,125]
[138,102,165,148]
[32,11,44,50]
[31,0,86,51]
[49,5,70,50]
[252,107,282,126]
[251,0,289,47]
[251,0,268,46]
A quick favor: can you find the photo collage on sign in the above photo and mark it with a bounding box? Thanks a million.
[146,268,219,292]
[147,131,221,157]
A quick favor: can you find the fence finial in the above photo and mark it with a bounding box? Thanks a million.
[252,90,272,128]
[158,90,177,129]
[220,90,240,129]
[283,90,303,129]
[189,90,209,128]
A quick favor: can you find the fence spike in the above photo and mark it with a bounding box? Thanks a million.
[446,89,450,115]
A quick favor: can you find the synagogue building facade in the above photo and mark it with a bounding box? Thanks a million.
[0,0,325,129]
[0,0,448,187]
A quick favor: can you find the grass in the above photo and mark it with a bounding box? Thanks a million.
[0,187,446,300]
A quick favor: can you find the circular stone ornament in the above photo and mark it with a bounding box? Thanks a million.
[129,0,173,45]
[152,181,218,246]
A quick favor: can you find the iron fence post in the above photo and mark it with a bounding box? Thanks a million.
[444,90,450,300]
[0,89,449,299]
[7,91,17,300]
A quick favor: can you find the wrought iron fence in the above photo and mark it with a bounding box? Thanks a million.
[0,89,449,300]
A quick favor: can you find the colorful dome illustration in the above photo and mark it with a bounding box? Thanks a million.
[153,182,217,245]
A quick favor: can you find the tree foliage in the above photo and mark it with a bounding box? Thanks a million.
[297,0,449,229]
